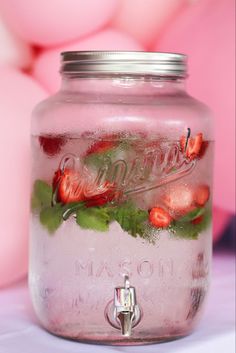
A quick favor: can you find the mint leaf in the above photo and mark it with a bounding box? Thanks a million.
[31,180,52,211]
[84,141,129,169]
[171,208,212,240]
[84,150,115,169]
[179,207,205,222]
[171,221,199,240]
[76,207,110,232]
[40,204,64,234]
[113,201,148,238]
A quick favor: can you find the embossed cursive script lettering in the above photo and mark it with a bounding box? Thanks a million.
[58,142,195,198]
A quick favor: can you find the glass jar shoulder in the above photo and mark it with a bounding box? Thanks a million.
[31,90,213,141]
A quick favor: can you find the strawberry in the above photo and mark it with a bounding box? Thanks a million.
[198,141,209,159]
[53,169,87,204]
[194,185,210,207]
[180,133,203,160]
[39,135,66,156]
[191,215,204,225]
[52,169,62,192]
[163,185,195,217]
[53,168,119,206]
[149,207,172,228]
[85,181,119,207]
[86,140,119,156]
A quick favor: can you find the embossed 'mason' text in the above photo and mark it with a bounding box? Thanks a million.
[74,259,174,279]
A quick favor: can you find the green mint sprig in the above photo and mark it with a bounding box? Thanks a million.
[170,208,212,240]
[40,204,64,234]
[111,201,148,238]
[31,180,52,211]
[76,206,111,232]
[84,149,115,169]
[31,180,149,236]
[31,179,211,240]
[84,140,130,169]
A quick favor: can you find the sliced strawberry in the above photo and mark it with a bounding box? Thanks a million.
[163,185,195,217]
[39,135,66,156]
[52,169,62,192]
[149,207,172,228]
[85,181,119,207]
[180,133,203,160]
[86,140,119,156]
[53,168,86,204]
[191,215,204,225]
[194,185,210,207]
[187,133,203,159]
[53,168,119,206]
[198,141,209,159]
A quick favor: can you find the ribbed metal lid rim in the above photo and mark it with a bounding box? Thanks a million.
[60,51,187,77]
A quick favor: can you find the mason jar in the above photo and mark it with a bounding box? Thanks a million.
[29,51,213,345]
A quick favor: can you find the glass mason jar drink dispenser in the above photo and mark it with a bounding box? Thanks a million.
[29,51,213,345]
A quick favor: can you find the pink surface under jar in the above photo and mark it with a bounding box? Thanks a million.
[29,51,213,345]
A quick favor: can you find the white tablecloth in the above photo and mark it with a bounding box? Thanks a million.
[0,252,235,353]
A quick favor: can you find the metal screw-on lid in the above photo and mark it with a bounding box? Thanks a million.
[61,51,187,77]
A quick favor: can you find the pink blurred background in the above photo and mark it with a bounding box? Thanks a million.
[0,0,235,288]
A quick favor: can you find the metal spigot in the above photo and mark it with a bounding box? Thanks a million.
[114,276,136,336]
[105,276,142,337]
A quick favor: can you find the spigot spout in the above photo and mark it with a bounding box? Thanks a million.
[113,276,140,337]
[117,311,135,336]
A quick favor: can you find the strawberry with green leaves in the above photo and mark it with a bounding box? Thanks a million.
[84,135,121,168]
[32,130,212,240]
[85,140,119,156]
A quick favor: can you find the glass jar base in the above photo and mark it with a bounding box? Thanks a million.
[43,324,194,346]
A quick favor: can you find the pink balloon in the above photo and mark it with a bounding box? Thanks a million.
[112,0,186,48]
[33,29,143,93]
[0,67,47,288]
[213,207,231,243]
[0,19,32,68]
[0,0,119,46]
[155,0,235,213]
